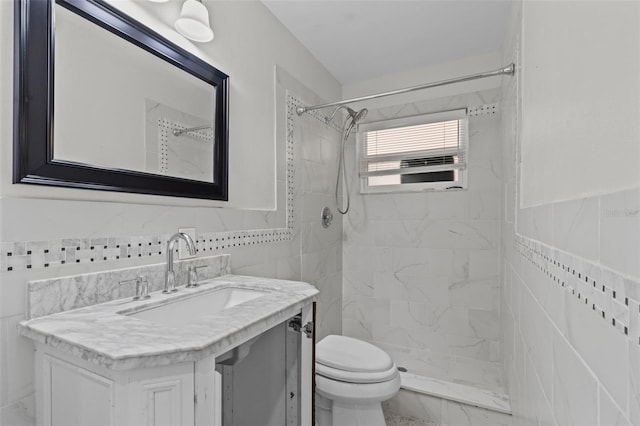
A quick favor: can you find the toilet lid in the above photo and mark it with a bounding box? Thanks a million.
[316,335,394,373]
[316,362,399,384]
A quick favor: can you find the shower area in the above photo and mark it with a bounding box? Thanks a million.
[341,90,507,421]
[292,61,514,424]
[341,93,508,421]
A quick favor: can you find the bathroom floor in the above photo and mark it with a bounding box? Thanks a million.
[384,412,439,426]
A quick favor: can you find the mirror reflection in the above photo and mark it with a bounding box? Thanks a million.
[53,4,216,183]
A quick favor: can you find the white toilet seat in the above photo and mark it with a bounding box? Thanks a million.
[316,362,399,384]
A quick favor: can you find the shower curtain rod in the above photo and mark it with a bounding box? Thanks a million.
[296,63,515,116]
[172,125,212,137]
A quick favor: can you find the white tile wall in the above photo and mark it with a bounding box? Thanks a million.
[342,89,504,397]
[552,331,599,425]
[553,197,600,262]
[500,3,640,425]
[600,387,632,426]
[629,343,640,423]
[504,200,640,426]
[600,189,640,280]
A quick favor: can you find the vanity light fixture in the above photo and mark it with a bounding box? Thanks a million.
[174,0,214,43]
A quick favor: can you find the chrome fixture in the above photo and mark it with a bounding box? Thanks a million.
[321,206,333,229]
[325,106,367,124]
[120,276,150,301]
[296,64,515,116]
[186,265,208,288]
[325,105,368,215]
[344,107,367,138]
[134,276,150,300]
[172,125,213,137]
[164,232,197,294]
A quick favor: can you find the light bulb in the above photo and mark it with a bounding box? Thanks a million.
[174,0,214,43]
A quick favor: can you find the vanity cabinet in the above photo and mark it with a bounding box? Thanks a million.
[33,303,315,426]
[38,354,195,426]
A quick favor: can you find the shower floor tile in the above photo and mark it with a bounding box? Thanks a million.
[384,412,439,426]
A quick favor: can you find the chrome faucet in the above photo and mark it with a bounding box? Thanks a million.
[164,232,197,294]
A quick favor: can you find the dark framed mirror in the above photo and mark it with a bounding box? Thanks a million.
[14,0,229,200]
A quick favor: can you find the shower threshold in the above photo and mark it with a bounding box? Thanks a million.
[399,372,512,415]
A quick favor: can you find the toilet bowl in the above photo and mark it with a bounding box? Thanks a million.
[315,335,401,426]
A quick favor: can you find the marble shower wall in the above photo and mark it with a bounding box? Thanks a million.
[296,102,344,341]
[499,2,640,425]
[342,89,504,392]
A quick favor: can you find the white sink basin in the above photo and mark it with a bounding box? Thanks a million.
[127,287,267,327]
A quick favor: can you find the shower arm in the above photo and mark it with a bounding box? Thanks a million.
[296,63,515,116]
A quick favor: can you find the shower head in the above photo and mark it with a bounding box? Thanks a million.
[350,107,368,123]
[325,105,368,124]
[344,107,368,139]
[334,106,368,216]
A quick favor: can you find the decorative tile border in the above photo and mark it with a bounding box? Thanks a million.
[468,103,498,117]
[514,234,640,345]
[1,94,333,273]
[289,94,343,133]
[158,117,214,176]
[0,228,289,273]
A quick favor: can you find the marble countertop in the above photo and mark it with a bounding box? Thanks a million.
[18,275,318,370]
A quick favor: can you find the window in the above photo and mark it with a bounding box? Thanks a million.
[358,109,468,193]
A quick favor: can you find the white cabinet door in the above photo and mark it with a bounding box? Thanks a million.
[194,356,219,426]
[125,362,195,426]
[36,346,195,426]
[42,354,116,426]
[300,303,315,426]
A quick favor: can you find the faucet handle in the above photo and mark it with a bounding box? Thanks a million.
[134,276,150,300]
[120,276,150,301]
[186,265,207,288]
[119,277,138,299]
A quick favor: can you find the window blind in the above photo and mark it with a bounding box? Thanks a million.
[359,109,468,187]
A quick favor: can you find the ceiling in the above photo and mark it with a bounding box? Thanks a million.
[262,0,512,85]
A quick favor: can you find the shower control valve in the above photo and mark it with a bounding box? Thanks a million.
[321,206,333,229]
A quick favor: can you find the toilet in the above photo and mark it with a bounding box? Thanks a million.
[315,335,401,426]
